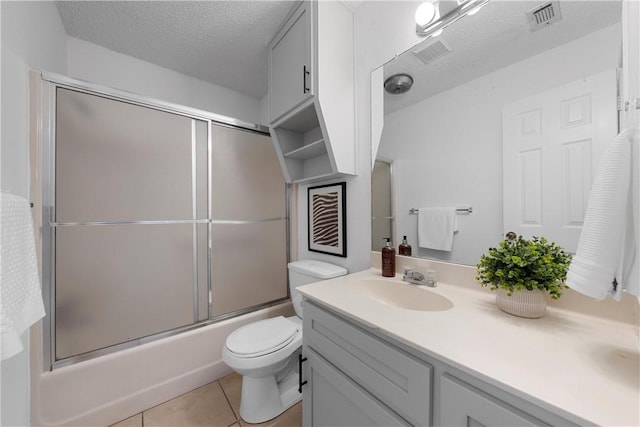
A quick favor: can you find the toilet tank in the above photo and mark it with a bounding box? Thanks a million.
[288,260,347,318]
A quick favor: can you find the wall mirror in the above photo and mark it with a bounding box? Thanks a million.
[371,0,622,266]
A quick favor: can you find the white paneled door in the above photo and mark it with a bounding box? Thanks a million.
[503,69,617,253]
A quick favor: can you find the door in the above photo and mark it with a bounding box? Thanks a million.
[269,1,312,122]
[440,375,549,427]
[302,349,410,427]
[502,69,617,252]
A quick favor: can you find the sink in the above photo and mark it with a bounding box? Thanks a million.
[352,279,454,312]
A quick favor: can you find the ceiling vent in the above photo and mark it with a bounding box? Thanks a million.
[527,1,562,32]
[412,39,452,65]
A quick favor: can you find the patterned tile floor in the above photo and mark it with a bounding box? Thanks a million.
[109,373,302,427]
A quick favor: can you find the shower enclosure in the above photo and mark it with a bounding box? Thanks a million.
[40,74,288,369]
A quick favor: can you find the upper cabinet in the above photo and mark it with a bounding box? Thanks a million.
[268,1,356,184]
[269,2,313,121]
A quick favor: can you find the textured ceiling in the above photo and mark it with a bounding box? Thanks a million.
[384,0,622,114]
[55,1,295,99]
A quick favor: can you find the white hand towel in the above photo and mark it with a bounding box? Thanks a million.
[418,207,458,251]
[566,129,635,300]
[1,192,45,361]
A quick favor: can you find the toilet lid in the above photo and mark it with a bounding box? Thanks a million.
[226,316,298,358]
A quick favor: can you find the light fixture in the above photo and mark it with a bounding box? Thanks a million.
[416,0,490,38]
[415,1,438,27]
[467,3,486,15]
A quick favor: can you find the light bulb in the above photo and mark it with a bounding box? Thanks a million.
[415,2,436,27]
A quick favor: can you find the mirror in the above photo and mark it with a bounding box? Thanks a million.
[372,0,622,266]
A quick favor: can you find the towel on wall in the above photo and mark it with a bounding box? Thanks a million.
[566,129,637,300]
[418,207,458,251]
[1,192,45,361]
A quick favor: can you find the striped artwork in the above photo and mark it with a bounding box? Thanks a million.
[312,192,339,247]
[308,182,346,257]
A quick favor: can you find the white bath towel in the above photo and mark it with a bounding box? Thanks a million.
[1,192,45,361]
[566,129,636,300]
[418,207,458,251]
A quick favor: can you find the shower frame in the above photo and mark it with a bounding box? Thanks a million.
[38,72,291,370]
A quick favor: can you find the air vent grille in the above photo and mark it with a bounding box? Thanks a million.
[413,40,451,65]
[527,1,562,31]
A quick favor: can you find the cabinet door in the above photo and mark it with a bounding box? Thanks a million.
[303,349,410,427]
[269,1,312,122]
[440,375,550,427]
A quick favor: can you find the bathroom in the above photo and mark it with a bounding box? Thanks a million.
[1,0,638,426]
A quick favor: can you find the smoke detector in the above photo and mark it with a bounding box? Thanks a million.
[527,1,562,32]
[384,74,414,95]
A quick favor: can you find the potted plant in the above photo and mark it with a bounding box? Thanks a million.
[476,234,572,318]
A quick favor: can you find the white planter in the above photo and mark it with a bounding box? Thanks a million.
[496,288,547,318]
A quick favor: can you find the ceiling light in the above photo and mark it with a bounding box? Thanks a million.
[415,1,438,27]
[431,28,444,37]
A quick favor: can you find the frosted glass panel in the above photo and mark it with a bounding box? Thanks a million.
[211,124,286,220]
[210,221,288,317]
[55,224,195,359]
[56,88,195,222]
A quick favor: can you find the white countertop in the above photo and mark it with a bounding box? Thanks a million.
[298,268,640,427]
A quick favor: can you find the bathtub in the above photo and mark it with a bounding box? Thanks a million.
[30,301,294,426]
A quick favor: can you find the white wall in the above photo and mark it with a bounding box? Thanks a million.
[378,24,621,265]
[0,2,67,425]
[66,37,263,125]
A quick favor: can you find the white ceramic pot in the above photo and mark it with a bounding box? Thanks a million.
[496,288,547,318]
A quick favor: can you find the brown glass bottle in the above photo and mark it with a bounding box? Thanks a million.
[398,235,412,256]
[381,238,396,277]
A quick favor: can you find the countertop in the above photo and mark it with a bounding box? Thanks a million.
[298,268,640,427]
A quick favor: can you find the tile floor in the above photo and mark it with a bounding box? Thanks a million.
[109,373,302,427]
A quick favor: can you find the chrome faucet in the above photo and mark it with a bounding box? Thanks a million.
[402,268,437,287]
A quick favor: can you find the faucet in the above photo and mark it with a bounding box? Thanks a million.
[402,268,437,287]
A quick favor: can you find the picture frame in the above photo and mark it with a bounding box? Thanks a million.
[308,182,347,257]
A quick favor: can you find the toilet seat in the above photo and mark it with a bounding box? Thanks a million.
[226,316,299,358]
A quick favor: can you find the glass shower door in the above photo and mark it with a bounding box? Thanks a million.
[209,124,288,317]
[54,88,208,360]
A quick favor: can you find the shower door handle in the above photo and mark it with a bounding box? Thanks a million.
[298,353,308,393]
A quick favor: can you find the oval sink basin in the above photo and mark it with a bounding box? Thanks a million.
[351,279,454,312]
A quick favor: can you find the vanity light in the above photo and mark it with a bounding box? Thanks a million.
[415,1,439,27]
[467,3,486,15]
[416,0,490,38]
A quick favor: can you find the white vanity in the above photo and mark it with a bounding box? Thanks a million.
[297,260,639,426]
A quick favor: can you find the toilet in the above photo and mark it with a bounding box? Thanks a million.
[222,260,347,424]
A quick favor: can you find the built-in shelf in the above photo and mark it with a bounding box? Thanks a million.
[284,138,326,160]
[268,1,355,184]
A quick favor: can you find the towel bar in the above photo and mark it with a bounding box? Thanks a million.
[409,207,472,215]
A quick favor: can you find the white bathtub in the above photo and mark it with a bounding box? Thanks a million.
[30,302,294,426]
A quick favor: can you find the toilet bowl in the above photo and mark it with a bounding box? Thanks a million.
[222,260,347,424]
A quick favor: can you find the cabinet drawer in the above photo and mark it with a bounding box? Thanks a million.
[440,374,550,427]
[304,302,432,426]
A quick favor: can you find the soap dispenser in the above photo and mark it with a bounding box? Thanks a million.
[381,238,396,277]
[399,235,412,256]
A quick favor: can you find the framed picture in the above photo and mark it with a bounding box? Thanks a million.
[308,182,347,257]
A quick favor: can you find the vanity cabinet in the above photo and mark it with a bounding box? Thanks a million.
[302,300,577,427]
[303,301,432,426]
[268,1,356,183]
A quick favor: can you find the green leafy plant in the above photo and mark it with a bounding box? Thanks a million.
[476,235,572,300]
